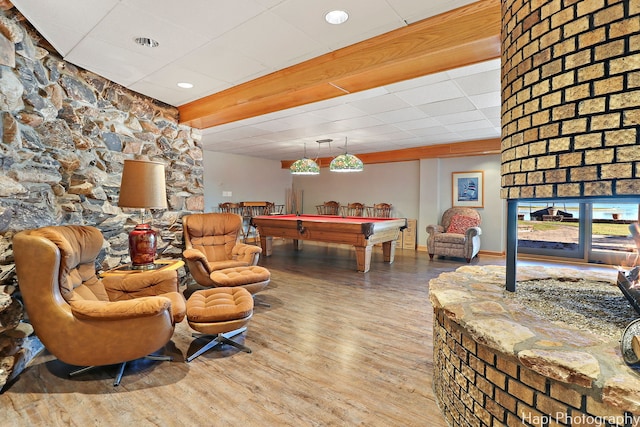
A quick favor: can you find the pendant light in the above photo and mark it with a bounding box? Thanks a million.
[290,143,320,175]
[329,137,363,172]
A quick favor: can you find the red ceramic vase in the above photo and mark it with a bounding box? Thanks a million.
[129,223,157,268]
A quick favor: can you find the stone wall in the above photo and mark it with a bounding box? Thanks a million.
[501,0,640,200]
[0,4,203,389]
[430,265,640,427]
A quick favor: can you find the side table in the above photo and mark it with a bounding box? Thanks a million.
[100,259,185,277]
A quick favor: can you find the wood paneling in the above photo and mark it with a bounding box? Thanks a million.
[281,138,502,169]
[178,0,500,129]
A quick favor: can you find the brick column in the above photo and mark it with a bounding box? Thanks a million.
[501,0,640,200]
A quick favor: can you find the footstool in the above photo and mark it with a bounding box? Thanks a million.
[209,265,270,295]
[185,287,254,362]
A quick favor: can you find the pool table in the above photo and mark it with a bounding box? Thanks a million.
[250,214,407,272]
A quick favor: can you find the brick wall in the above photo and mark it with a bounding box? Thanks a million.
[433,308,639,427]
[501,0,640,200]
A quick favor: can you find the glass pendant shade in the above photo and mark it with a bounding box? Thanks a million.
[290,157,320,175]
[290,143,320,175]
[329,153,364,172]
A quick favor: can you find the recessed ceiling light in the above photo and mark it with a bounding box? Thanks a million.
[177,82,194,89]
[325,10,348,25]
[134,37,159,48]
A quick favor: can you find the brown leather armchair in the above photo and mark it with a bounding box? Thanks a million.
[426,207,482,263]
[12,225,186,386]
[182,213,262,287]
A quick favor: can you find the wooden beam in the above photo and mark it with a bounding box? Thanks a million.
[178,0,501,129]
[280,138,502,169]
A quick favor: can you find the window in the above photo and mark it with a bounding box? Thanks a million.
[517,199,639,265]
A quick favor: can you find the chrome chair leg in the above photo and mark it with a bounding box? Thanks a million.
[69,365,99,377]
[68,362,128,387]
[68,352,171,386]
[113,362,127,386]
[186,327,251,362]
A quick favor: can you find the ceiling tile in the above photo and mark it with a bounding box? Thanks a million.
[82,3,209,63]
[446,119,495,132]
[348,94,411,114]
[12,0,118,55]
[446,58,500,78]
[393,117,441,131]
[468,92,502,109]
[310,104,369,121]
[123,0,267,40]
[66,37,165,86]
[271,0,406,50]
[177,43,268,86]
[418,98,476,117]
[212,11,326,69]
[454,69,501,96]
[395,81,463,106]
[436,110,486,125]
[372,107,428,124]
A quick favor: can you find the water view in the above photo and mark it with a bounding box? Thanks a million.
[518,203,640,220]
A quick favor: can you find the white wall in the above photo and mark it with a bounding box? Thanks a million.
[202,151,505,254]
[292,161,420,218]
[203,152,292,211]
[419,155,505,253]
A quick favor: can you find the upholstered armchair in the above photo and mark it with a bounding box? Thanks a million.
[182,213,262,287]
[12,225,186,386]
[426,207,482,263]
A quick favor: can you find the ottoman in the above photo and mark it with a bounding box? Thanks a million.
[185,287,254,362]
[209,265,271,295]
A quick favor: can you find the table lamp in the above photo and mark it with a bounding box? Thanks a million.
[118,159,168,270]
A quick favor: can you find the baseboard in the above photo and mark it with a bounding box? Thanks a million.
[416,246,504,257]
[479,250,505,257]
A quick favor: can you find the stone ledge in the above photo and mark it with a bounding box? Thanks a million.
[429,265,640,414]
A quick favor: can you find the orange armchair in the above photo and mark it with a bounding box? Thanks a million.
[12,225,185,386]
[182,213,262,287]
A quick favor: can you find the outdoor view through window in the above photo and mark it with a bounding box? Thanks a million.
[517,200,640,265]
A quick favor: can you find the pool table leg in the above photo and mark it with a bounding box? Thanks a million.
[260,236,273,256]
[354,246,372,273]
[382,241,396,263]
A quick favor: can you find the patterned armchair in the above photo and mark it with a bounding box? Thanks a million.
[426,207,482,263]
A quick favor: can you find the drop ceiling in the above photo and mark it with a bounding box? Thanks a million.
[11,0,502,162]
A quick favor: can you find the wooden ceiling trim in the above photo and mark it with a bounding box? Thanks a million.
[280,138,502,169]
[178,0,501,129]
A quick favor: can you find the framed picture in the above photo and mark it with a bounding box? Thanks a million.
[452,171,484,208]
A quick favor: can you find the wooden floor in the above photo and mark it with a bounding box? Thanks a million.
[1,241,506,427]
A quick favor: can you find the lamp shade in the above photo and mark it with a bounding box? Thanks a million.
[290,157,320,175]
[118,159,168,209]
[329,153,364,172]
